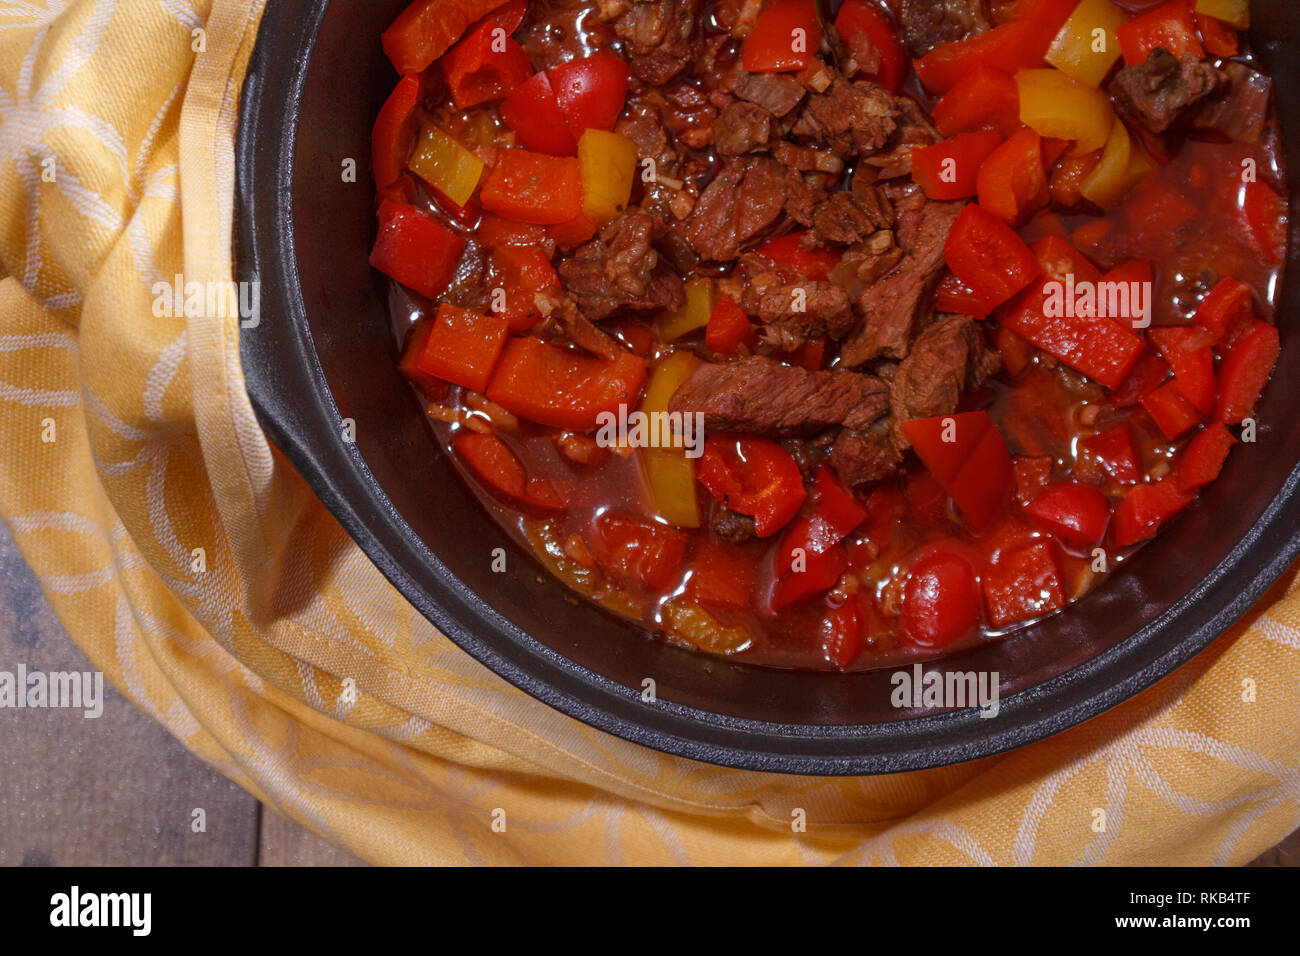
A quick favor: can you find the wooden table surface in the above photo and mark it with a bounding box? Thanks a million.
[0,517,1293,867]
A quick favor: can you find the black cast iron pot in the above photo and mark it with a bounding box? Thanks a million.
[236,0,1300,774]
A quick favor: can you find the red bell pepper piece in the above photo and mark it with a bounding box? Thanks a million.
[383,0,510,76]
[982,540,1066,627]
[1195,11,1239,57]
[549,54,630,138]
[369,200,466,300]
[1097,259,1155,329]
[976,127,1046,224]
[1082,424,1143,484]
[475,212,551,248]
[821,598,865,669]
[915,18,1056,94]
[372,76,421,190]
[705,296,756,354]
[901,411,1013,531]
[1109,349,1171,407]
[454,431,566,511]
[398,319,448,397]
[1174,422,1236,492]
[1007,0,1078,32]
[588,512,688,590]
[1239,181,1288,266]
[753,232,841,281]
[491,244,560,333]
[486,337,647,429]
[901,550,982,649]
[812,463,868,536]
[912,130,1004,201]
[1117,0,1204,66]
[763,464,865,612]
[481,149,583,225]
[500,71,580,156]
[994,325,1036,376]
[685,539,758,611]
[697,435,807,537]
[944,204,1043,313]
[743,0,824,74]
[999,236,1146,389]
[859,483,903,550]
[1013,455,1053,503]
[1170,346,1216,415]
[1142,381,1204,439]
[1214,320,1280,425]
[937,271,992,319]
[834,0,906,93]
[1022,482,1111,547]
[442,20,533,110]
[1194,276,1254,343]
[414,303,509,392]
[931,65,1021,138]
[548,209,602,249]
[1113,477,1194,548]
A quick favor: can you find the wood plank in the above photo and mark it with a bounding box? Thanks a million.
[257,806,368,866]
[0,519,260,866]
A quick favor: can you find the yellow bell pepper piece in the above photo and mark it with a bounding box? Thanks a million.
[1046,0,1129,88]
[659,276,714,342]
[1078,117,1132,209]
[639,350,702,529]
[407,124,484,207]
[662,601,752,654]
[1017,68,1114,153]
[1195,0,1249,28]
[578,129,638,225]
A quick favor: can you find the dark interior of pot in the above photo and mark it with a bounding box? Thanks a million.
[237,0,1300,772]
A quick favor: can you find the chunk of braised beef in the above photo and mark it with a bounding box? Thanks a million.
[731,70,806,117]
[710,504,758,543]
[898,0,990,58]
[558,212,686,321]
[713,100,773,155]
[598,0,702,85]
[781,432,835,478]
[537,291,623,360]
[859,96,944,179]
[1193,61,1271,144]
[668,356,890,434]
[755,281,854,350]
[685,156,787,261]
[792,76,898,157]
[830,424,902,487]
[1110,48,1227,136]
[811,189,894,245]
[889,314,1001,442]
[839,198,965,365]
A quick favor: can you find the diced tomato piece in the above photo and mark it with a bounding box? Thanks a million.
[743,0,824,73]
[1113,477,1194,547]
[1023,482,1111,547]
[982,540,1066,627]
[931,65,1021,138]
[834,0,906,92]
[1013,455,1054,503]
[588,512,688,590]
[1239,181,1288,266]
[976,127,1046,224]
[1214,320,1280,425]
[372,76,421,190]
[685,539,757,611]
[486,337,647,430]
[500,71,579,155]
[1116,0,1204,65]
[915,18,1056,94]
[912,130,1004,201]
[369,200,467,300]
[705,296,756,354]
[901,411,1013,531]
[821,597,865,669]
[944,204,1043,312]
[697,435,807,537]
[1174,422,1236,492]
[1082,424,1143,484]
[441,21,533,110]
[1142,381,1204,439]
[901,550,982,649]
[1194,276,1254,343]
[413,303,509,392]
[1109,349,1171,407]
[753,232,841,281]
[549,54,630,138]
[481,149,583,225]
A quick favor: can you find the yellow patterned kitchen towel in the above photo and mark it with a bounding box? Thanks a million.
[0,0,1297,866]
